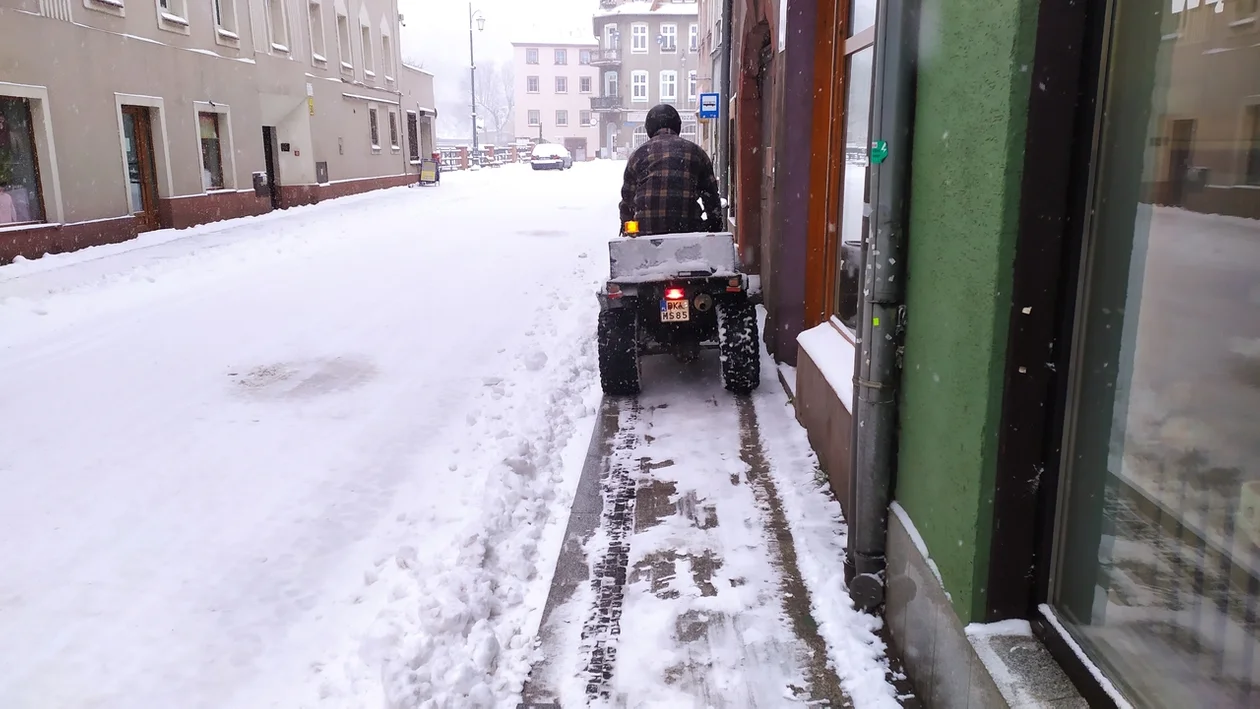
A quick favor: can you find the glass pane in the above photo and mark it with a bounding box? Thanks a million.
[834,46,874,328]
[850,0,877,37]
[0,96,45,223]
[122,113,143,214]
[1051,2,1260,707]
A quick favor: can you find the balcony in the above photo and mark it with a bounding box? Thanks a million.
[591,95,623,112]
[590,47,621,66]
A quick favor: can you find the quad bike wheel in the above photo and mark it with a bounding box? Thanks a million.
[598,308,640,396]
[717,300,760,395]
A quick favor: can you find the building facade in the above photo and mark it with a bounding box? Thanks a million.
[0,0,436,264]
[589,0,701,159]
[510,35,599,161]
[712,0,1260,706]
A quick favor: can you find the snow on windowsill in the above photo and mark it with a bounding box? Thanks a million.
[160,12,190,27]
[216,27,240,41]
[796,321,855,411]
[92,0,125,6]
[271,43,290,53]
[890,501,950,600]
[364,70,376,78]
[340,61,353,71]
[371,146,382,154]
[312,52,327,63]
[384,75,395,83]
[1038,605,1134,709]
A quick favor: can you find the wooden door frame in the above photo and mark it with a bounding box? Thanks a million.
[121,105,160,231]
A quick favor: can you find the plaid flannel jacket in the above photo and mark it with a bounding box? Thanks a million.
[619,129,723,236]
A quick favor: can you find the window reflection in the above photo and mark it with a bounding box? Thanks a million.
[834,47,873,329]
[1052,1,1260,706]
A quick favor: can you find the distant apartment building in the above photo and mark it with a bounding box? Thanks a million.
[0,0,437,264]
[694,0,722,159]
[590,0,701,158]
[511,34,600,161]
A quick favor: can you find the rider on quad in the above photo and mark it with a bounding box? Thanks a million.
[619,104,724,236]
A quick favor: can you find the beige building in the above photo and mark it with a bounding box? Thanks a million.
[511,34,599,161]
[0,0,436,264]
[590,0,700,158]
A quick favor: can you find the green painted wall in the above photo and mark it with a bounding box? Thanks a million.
[894,0,1039,623]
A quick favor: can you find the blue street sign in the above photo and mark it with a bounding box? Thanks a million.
[698,93,720,119]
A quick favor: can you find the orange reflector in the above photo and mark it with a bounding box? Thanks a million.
[624,221,640,235]
[665,287,685,300]
[607,283,622,299]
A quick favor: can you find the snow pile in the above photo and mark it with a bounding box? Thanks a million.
[608,232,737,281]
[797,322,856,410]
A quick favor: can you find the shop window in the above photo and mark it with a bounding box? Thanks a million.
[1048,4,1260,705]
[0,96,46,224]
[368,108,379,149]
[198,111,225,190]
[406,111,419,162]
[308,0,326,63]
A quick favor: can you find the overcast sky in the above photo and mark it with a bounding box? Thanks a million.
[399,0,597,68]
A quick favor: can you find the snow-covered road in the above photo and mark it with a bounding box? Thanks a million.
[0,164,616,708]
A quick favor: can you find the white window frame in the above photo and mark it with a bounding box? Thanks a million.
[84,0,126,18]
[527,110,541,127]
[192,100,236,192]
[604,71,618,97]
[659,70,677,101]
[526,48,539,65]
[580,76,593,94]
[309,0,327,65]
[554,48,568,65]
[689,23,699,52]
[0,81,65,223]
[267,0,290,53]
[555,76,568,94]
[580,109,593,127]
[213,0,240,45]
[660,24,678,53]
[336,5,353,73]
[688,70,698,101]
[556,109,568,127]
[113,93,175,214]
[155,0,190,35]
[604,23,618,49]
[380,19,395,83]
[631,70,649,103]
[631,23,648,53]
[527,76,540,94]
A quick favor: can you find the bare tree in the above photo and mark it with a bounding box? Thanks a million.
[475,62,515,145]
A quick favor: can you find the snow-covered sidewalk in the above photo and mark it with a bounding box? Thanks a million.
[522,328,908,708]
[0,163,617,708]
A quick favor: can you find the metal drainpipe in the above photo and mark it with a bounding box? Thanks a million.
[848,0,920,611]
[717,0,735,200]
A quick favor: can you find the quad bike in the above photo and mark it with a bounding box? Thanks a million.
[595,228,760,396]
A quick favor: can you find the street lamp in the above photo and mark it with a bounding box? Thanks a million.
[468,3,485,167]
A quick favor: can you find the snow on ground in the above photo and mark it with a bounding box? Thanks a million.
[0,162,620,708]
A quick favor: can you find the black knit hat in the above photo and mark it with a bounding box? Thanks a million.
[645,104,682,138]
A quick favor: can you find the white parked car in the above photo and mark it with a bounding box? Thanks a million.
[530,144,573,171]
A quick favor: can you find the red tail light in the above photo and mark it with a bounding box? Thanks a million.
[665,287,685,300]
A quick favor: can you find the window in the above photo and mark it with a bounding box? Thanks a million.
[580,76,592,94]
[361,23,375,77]
[407,111,420,162]
[555,76,568,94]
[388,111,399,150]
[682,121,697,138]
[631,71,648,102]
[526,48,539,64]
[604,23,618,49]
[689,23,698,52]
[659,70,677,101]
[580,110,592,127]
[198,111,225,191]
[337,11,353,70]
[267,0,289,51]
[527,110,541,126]
[716,16,722,46]
[605,71,619,97]
[0,96,46,224]
[631,23,648,53]
[368,108,379,149]
[660,24,677,52]
[308,1,326,63]
[833,46,874,328]
[157,0,190,32]
[213,0,239,40]
[381,27,395,81]
[85,0,125,18]
[527,76,539,93]
[1245,104,1260,185]
[688,70,697,101]
[580,49,592,65]
[554,48,567,65]
[556,110,568,127]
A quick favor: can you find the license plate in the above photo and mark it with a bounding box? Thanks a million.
[661,299,690,322]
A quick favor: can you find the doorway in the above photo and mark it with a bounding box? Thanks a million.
[261,126,281,210]
[121,105,160,231]
[1166,119,1195,207]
